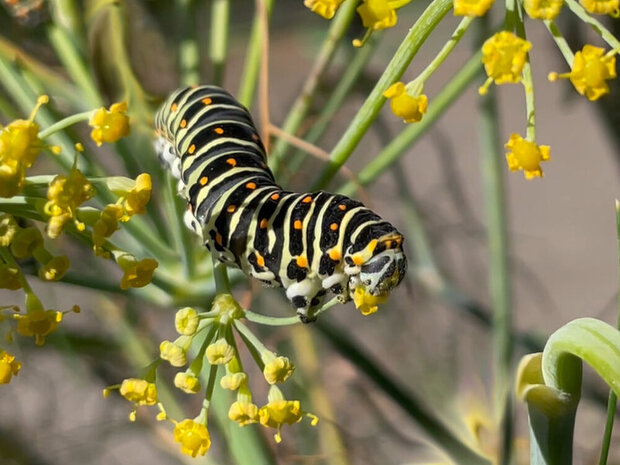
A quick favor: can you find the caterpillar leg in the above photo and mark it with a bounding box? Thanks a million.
[286,279,324,323]
[294,291,326,324]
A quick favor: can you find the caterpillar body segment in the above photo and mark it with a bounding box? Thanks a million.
[154,85,407,322]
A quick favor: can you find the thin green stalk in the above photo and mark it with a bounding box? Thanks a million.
[163,174,196,278]
[244,296,339,326]
[478,43,513,465]
[237,0,274,107]
[317,319,492,465]
[38,110,91,139]
[213,261,231,293]
[281,34,381,187]
[598,201,620,465]
[311,0,453,190]
[543,21,575,64]
[209,0,229,86]
[339,51,483,196]
[46,24,102,107]
[564,0,620,50]
[269,0,359,175]
[177,0,200,85]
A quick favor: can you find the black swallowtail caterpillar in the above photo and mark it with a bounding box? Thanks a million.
[154,85,407,322]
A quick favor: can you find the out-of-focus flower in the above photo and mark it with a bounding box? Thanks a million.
[549,45,617,101]
[10,226,43,258]
[304,0,345,19]
[14,308,64,346]
[0,264,21,290]
[505,133,550,179]
[357,0,410,30]
[89,102,130,146]
[103,378,158,421]
[173,419,211,458]
[121,173,152,220]
[0,214,18,246]
[523,0,564,19]
[117,254,158,290]
[383,82,428,123]
[579,0,619,15]
[92,204,123,257]
[454,0,495,16]
[38,255,70,281]
[0,350,21,384]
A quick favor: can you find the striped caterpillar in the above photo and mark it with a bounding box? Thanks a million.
[154,85,406,322]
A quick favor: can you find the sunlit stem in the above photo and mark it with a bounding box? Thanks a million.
[564,0,620,50]
[210,0,229,85]
[38,111,91,139]
[543,21,575,65]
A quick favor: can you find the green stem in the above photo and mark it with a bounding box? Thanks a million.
[311,0,453,190]
[478,25,513,465]
[564,0,620,50]
[46,24,102,107]
[514,5,536,141]
[237,0,274,107]
[244,296,339,326]
[598,201,620,465]
[269,0,359,175]
[280,35,380,187]
[37,110,91,139]
[163,174,196,278]
[213,261,231,293]
[338,51,483,196]
[177,0,200,86]
[209,0,229,86]
[543,21,575,65]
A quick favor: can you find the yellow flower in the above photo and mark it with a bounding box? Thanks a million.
[352,286,388,315]
[304,0,345,19]
[174,372,201,394]
[10,226,43,258]
[0,264,21,290]
[259,400,308,443]
[549,45,617,101]
[92,204,123,257]
[479,32,532,94]
[173,419,211,458]
[357,0,410,30]
[121,173,152,220]
[0,96,48,197]
[505,133,550,179]
[38,255,70,281]
[0,214,18,246]
[119,378,158,406]
[383,82,428,123]
[220,372,248,390]
[263,356,295,384]
[0,350,21,384]
[175,307,199,335]
[579,0,619,14]
[118,255,158,290]
[205,338,235,365]
[160,339,188,367]
[229,400,260,426]
[14,308,63,346]
[44,167,96,239]
[523,0,564,19]
[453,0,495,16]
[89,101,130,146]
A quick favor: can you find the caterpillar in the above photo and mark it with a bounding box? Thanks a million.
[154,85,407,322]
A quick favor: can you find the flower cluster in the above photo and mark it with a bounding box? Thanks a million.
[107,294,318,458]
[305,0,619,180]
[0,98,157,384]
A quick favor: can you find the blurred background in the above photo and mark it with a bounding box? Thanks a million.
[0,1,618,464]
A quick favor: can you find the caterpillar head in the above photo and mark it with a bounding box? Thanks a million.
[347,234,407,314]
